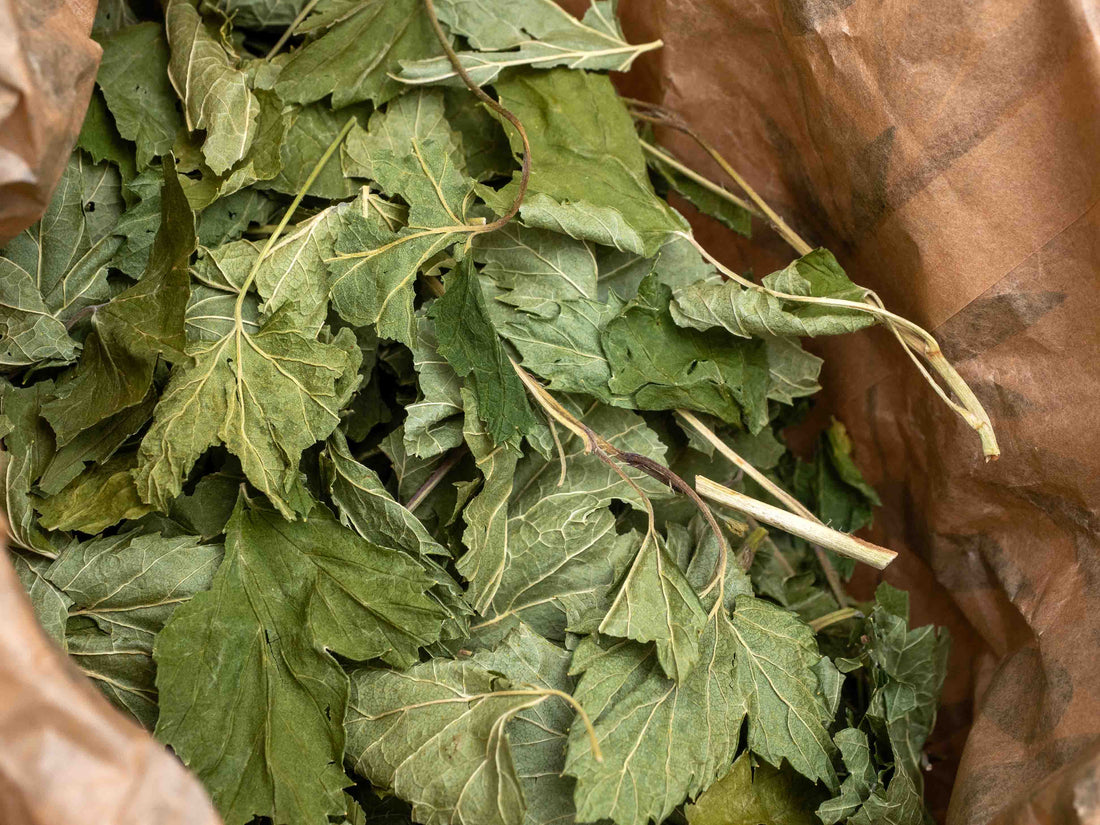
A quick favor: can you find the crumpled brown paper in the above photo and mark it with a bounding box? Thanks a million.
[2,0,1097,822]
[609,0,1100,822]
[0,0,101,243]
[0,529,221,825]
[0,0,221,819]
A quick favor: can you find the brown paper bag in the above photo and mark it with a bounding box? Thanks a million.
[0,0,222,820]
[0,0,102,243]
[608,1,1100,822]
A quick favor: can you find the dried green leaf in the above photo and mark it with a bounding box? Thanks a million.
[194,194,365,334]
[565,614,744,825]
[379,424,446,503]
[10,549,72,648]
[395,0,659,87]
[110,167,164,276]
[36,453,153,533]
[485,69,686,256]
[196,188,276,247]
[685,753,824,825]
[38,388,155,495]
[816,728,878,825]
[0,154,124,365]
[430,258,540,447]
[168,470,241,538]
[68,626,160,729]
[786,419,881,542]
[42,160,193,443]
[865,583,950,778]
[185,284,260,340]
[603,273,771,431]
[1,381,59,557]
[404,312,465,458]
[473,223,627,403]
[166,0,259,174]
[96,22,182,169]
[730,596,838,789]
[155,497,448,825]
[443,89,513,181]
[345,624,574,825]
[457,388,520,614]
[269,103,363,200]
[47,530,222,640]
[331,91,476,343]
[464,395,668,639]
[764,335,822,405]
[275,0,440,108]
[848,768,924,825]
[77,89,138,181]
[322,429,469,639]
[670,249,876,339]
[599,526,708,681]
[215,0,312,30]
[134,308,361,518]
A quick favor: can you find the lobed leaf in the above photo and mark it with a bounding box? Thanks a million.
[485,69,686,257]
[166,0,259,174]
[155,498,448,825]
[396,0,660,88]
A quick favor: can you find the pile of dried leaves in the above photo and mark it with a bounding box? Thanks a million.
[0,1,992,823]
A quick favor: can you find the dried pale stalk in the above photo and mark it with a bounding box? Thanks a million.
[676,409,849,606]
[696,476,896,570]
[809,607,863,632]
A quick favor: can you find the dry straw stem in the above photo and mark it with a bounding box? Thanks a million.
[676,409,849,606]
[809,607,863,633]
[696,476,897,570]
[629,102,999,461]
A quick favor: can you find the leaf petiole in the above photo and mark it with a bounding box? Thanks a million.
[631,102,998,459]
[233,117,356,332]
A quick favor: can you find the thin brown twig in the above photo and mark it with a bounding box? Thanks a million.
[423,0,530,232]
[406,445,468,512]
